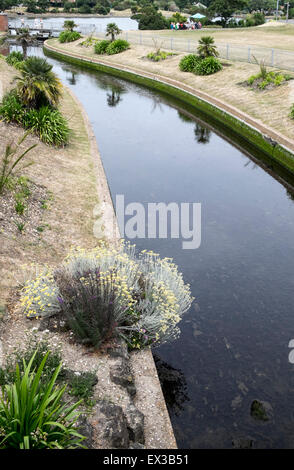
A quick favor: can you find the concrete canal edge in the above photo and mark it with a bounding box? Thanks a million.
[44,40,294,177]
[65,86,178,449]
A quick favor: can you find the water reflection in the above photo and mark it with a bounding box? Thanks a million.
[61,66,78,86]
[194,123,211,144]
[153,354,189,416]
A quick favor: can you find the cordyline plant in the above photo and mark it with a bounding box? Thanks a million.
[20,241,194,350]
[0,350,86,449]
[0,133,36,194]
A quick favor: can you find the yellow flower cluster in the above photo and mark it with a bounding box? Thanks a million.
[20,268,61,319]
[19,241,193,347]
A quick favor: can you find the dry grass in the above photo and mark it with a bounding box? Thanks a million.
[134,24,294,51]
[51,37,294,141]
[0,58,99,306]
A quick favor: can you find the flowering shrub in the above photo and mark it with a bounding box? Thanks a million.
[20,242,193,349]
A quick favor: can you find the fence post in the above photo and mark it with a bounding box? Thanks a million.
[271,48,275,67]
[226,44,229,60]
[170,38,173,50]
[248,46,251,63]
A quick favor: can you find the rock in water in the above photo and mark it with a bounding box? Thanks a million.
[250,400,273,422]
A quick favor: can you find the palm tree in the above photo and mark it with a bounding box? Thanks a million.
[14,56,62,109]
[197,36,219,58]
[15,28,31,60]
[0,28,33,60]
[63,20,77,32]
[105,23,121,42]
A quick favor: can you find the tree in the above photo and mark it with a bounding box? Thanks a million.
[133,6,168,30]
[63,20,77,31]
[197,36,219,58]
[14,56,62,109]
[105,22,122,42]
[209,0,247,27]
[0,28,33,60]
[15,28,31,59]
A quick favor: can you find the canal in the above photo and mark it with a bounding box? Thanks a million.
[10,45,294,448]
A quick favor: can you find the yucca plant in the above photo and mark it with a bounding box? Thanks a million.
[0,350,86,449]
[197,36,219,58]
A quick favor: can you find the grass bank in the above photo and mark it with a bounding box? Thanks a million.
[44,38,294,177]
[0,57,100,307]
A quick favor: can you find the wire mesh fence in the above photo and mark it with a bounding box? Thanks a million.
[93,29,294,72]
[8,20,294,71]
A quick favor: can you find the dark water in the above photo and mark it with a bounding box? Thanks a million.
[10,46,294,448]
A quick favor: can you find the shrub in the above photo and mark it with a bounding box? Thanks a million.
[105,39,130,55]
[23,106,69,147]
[0,350,86,449]
[20,242,193,350]
[56,268,119,349]
[94,39,111,54]
[179,54,201,72]
[147,50,174,62]
[5,51,24,67]
[0,90,25,124]
[290,104,294,119]
[81,35,98,48]
[194,56,222,75]
[59,30,81,43]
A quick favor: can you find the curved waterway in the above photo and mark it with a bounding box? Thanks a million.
[15,46,294,448]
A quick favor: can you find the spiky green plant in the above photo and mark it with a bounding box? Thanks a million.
[0,133,36,194]
[0,350,86,449]
[105,22,122,42]
[197,36,219,58]
[63,20,77,31]
[14,56,62,109]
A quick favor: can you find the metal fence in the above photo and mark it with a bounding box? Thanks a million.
[8,21,294,71]
[93,30,294,72]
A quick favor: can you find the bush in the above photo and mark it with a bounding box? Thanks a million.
[59,30,81,43]
[0,90,25,125]
[0,350,86,449]
[105,39,130,55]
[23,106,69,147]
[290,104,294,119]
[179,54,201,72]
[94,39,111,54]
[136,6,168,30]
[5,51,24,67]
[194,56,222,75]
[147,50,173,62]
[20,242,193,350]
